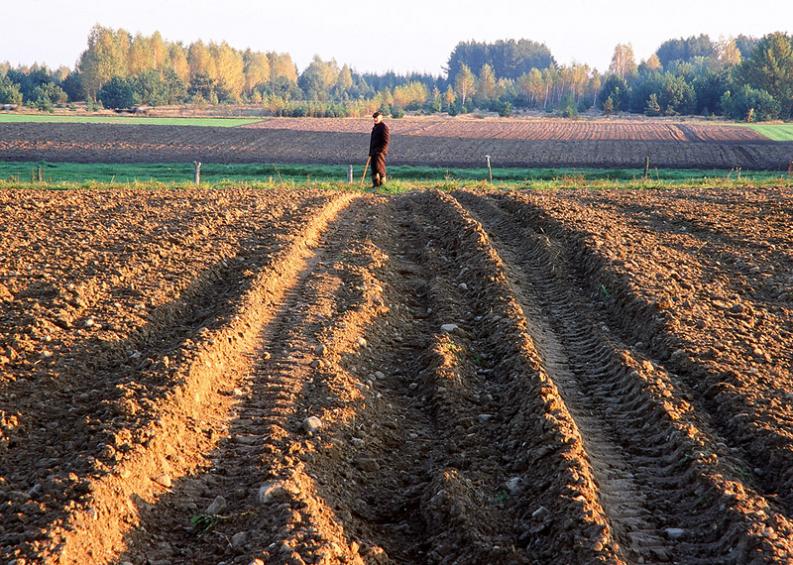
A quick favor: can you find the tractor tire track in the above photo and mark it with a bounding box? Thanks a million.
[456,190,793,563]
[1,193,357,563]
[120,195,383,565]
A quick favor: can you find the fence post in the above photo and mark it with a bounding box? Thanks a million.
[193,161,201,186]
[348,164,354,184]
[37,165,43,183]
[486,155,493,183]
[644,156,650,180]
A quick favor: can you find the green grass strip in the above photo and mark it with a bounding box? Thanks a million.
[1,161,790,192]
[1,161,787,184]
[746,124,793,141]
[0,114,262,127]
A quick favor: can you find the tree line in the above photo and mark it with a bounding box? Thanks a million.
[1,26,791,121]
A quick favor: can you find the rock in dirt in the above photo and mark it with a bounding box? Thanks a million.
[505,477,523,495]
[357,337,368,347]
[440,323,459,333]
[665,527,685,540]
[231,531,248,548]
[354,457,380,472]
[257,480,293,504]
[531,506,550,521]
[303,416,323,434]
[152,474,172,488]
[0,283,13,301]
[206,495,227,515]
[362,544,390,560]
[27,483,43,499]
[478,413,493,423]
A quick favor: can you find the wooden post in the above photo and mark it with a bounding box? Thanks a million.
[37,165,43,183]
[348,165,354,184]
[193,161,201,186]
[486,155,493,183]
[644,156,650,180]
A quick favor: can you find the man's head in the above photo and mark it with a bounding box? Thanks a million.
[373,111,383,124]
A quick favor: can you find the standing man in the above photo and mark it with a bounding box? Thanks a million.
[369,111,390,188]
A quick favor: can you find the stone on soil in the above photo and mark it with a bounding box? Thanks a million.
[257,481,290,504]
[231,531,248,548]
[440,323,459,333]
[665,527,685,539]
[505,477,523,495]
[355,457,380,472]
[531,506,550,520]
[303,416,323,434]
[153,474,172,488]
[206,495,227,515]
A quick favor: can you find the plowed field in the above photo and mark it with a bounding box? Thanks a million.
[1,188,791,564]
[3,120,793,169]
[243,117,768,143]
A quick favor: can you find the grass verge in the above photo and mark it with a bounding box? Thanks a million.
[0,114,262,127]
[746,124,793,142]
[1,162,791,193]
[2,161,790,184]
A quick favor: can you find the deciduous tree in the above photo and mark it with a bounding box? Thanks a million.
[243,50,271,94]
[609,44,637,79]
[455,63,476,106]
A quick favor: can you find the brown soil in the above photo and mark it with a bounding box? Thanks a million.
[1,187,791,564]
[244,116,768,143]
[1,121,791,169]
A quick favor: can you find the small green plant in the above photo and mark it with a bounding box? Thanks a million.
[190,513,219,536]
[440,340,463,357]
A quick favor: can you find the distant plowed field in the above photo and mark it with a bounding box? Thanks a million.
[2,122,793,169]
[244,116,769,142]
[1,188,792,564]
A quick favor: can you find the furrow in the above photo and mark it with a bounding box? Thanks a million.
[2,193,358,564]
[456,190,793,563]
[121,197,385,564]
[410,190,621,563]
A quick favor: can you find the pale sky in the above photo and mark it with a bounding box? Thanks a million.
[3,0,792,75]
